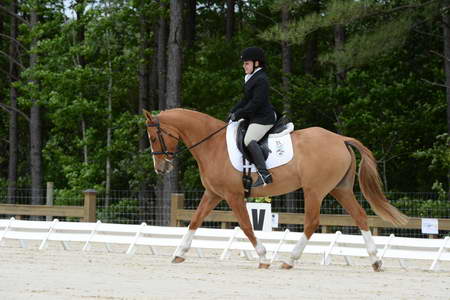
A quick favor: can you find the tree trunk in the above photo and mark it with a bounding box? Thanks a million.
[166,0,182,109]
[237,0,243,31]
[280,2,296,223]
[304,0,319,76]
[81,117,88,164]
[7,0,18,204]
[104,12,114,206]
[226,0,235,41]
[442,2,450,198]
[281,2,292,115]
[76,1,88,168]
[75,0,86,67]
[334,24,346,83]
[155,1,168,223]
[138,3,151,221]
[185,0,196,48]
[160,0,183,225]
[138,65,150,145]
[305,35,317,76]
[29,7,42,205]
[304,36,317,76]
[0,3,4,40]
[157,1,167,110]
[103,0,115,207]
[333,24,346,133]
[149,36,158,111]
[105,58,112,207]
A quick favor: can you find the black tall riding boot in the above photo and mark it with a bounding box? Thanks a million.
[247,140,273,187]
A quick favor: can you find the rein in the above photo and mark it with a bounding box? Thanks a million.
[147,117,229,158]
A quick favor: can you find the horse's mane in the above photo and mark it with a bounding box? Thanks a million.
[159,108,225,126]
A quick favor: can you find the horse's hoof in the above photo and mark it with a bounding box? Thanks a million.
[258,263,270,269]
[172,256,185,264]
[280,262,293,270]
[372,260,383,272]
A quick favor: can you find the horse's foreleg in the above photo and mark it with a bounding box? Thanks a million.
[282,189,322,269]
[172,229,196,263]
[227,195,270,269]
[172,190,221,263]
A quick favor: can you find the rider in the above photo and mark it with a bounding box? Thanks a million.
[229,46,276,187]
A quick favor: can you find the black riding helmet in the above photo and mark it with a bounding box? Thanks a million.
[241,47,265,71]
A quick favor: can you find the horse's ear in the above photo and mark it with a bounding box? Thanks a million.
[143,109,153,121]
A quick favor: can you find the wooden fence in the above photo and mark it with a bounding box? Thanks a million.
[2,190,450,236]
[0,189,96,222]
[170,193,450,237]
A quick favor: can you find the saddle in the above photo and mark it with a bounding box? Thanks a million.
[236,115,292,162]
[235,115,292,197]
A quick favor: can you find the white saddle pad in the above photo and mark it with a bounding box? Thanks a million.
[226,120,294,172]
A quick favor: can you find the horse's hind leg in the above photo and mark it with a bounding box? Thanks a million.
[172,190,221,263]
[282,189,323,269]
[330,187,383,272]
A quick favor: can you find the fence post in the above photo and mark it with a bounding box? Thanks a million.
[372,227,379,236]
[83,189,97,223]
[46,182,54,221]
[170,193,185,227]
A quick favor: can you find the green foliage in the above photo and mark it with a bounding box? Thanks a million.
[0,0,447,196]
[183,36,243,119]
[261,0,376,44]
[394,197,450,218]
[320,17,412,69]
[262,0,434,72]
[247,196,272,203]
[261,0,446,192]
[414,134,450,173]
[431,181,449,201]
[53,188,85,206]
[181,155,203,189]
[97,198,140,223]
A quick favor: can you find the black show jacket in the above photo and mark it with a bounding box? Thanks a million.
[231,69,276,125]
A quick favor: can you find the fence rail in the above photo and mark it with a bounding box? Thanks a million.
[1,187,450,238]
[171,193,450,237]
[0,189,96,222]
[1,218,449,271]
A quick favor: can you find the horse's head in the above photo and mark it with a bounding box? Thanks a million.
[143,109,180,175]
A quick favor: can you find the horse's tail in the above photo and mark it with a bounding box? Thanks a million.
[344,138,408,226]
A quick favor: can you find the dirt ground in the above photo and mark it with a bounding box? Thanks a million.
[0,240,449,300]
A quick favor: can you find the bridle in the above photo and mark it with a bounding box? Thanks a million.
[146,117,229,160]
[146,118,180,158]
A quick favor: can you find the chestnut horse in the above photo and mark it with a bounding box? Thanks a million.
[143,108,408,271]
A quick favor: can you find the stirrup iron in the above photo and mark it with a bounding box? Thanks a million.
[252,171,272,187]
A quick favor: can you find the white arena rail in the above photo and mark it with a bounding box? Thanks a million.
[0,218,449,271]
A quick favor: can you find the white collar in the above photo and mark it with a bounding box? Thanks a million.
[244,67,262,83]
